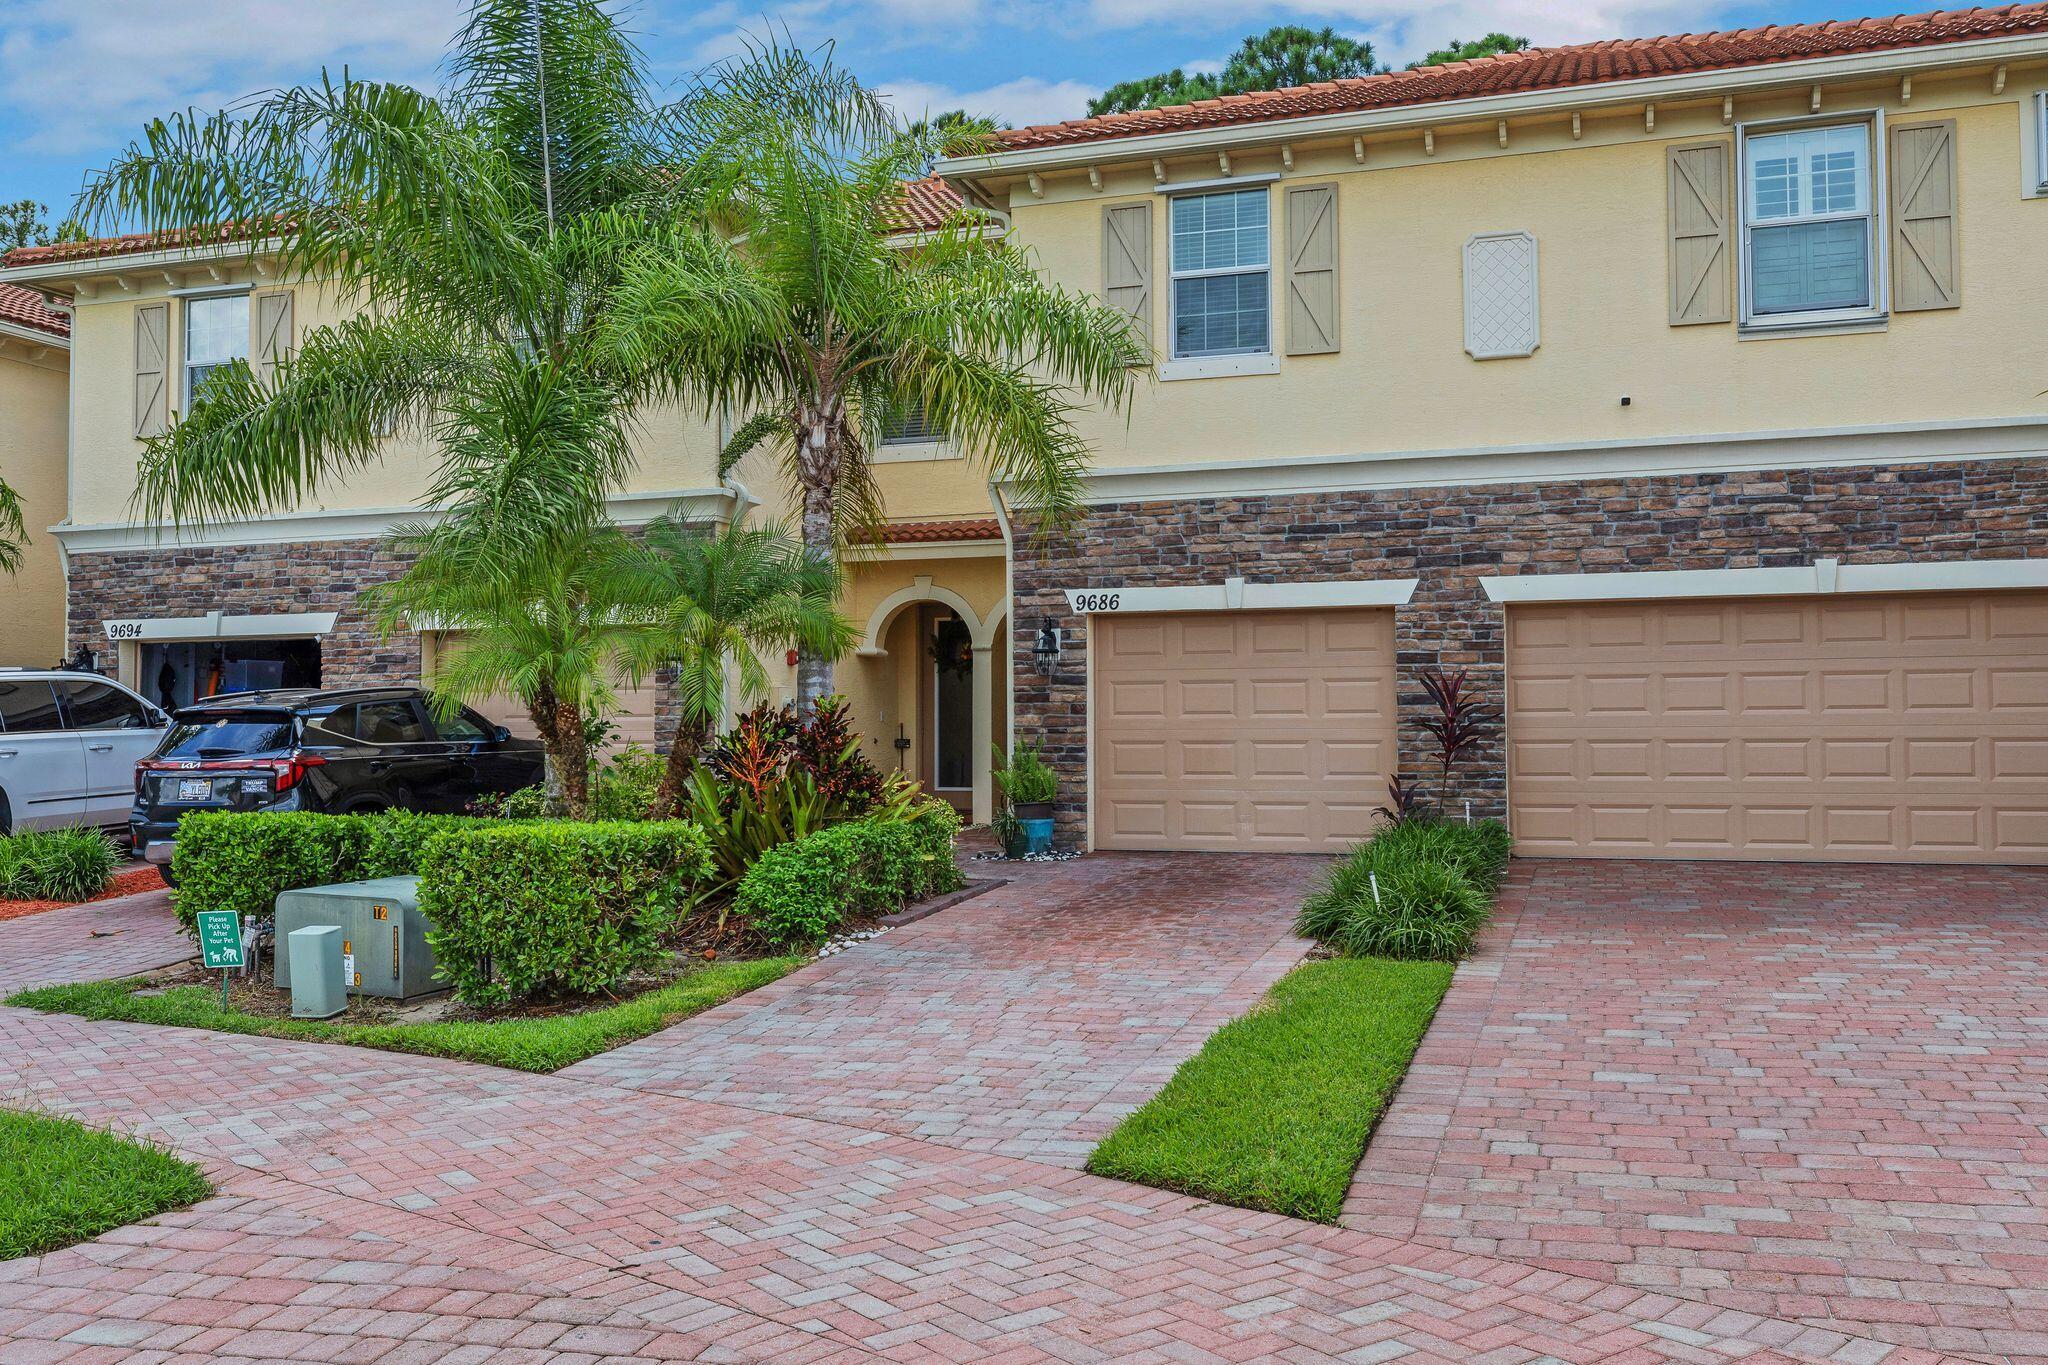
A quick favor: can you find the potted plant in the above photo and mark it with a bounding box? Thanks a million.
[992,741,1059,856]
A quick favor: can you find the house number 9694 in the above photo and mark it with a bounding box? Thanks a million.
[1071,593,1122,612]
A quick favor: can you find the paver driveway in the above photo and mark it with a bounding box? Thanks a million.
[0,854,1958,1364]
[1348,860,2048,1364]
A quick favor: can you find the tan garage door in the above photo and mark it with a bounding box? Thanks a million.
[1093,609,1397,852]
[1507,591,2048,864]
[432,634,661,751]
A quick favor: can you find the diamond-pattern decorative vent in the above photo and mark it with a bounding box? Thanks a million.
[1463,231,1540,359]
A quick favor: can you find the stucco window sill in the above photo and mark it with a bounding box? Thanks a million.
[1158,353,1280,382]
[1737,314,1889,341]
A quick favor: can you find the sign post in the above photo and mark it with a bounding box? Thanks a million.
[194,910,245,1010]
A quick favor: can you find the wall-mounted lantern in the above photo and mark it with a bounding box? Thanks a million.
[1033,618,1062,665]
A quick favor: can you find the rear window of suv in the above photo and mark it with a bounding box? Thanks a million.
[159,712,295,760]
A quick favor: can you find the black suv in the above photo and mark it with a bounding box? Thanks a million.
[132,686,544,868]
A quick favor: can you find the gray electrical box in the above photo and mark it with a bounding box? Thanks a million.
[287,925,347,1018]
[274,876,443,1000]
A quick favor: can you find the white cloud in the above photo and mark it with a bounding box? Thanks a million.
[0,0,460,159]
[873,74,1100,129]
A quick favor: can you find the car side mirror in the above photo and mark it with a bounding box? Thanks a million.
[492,725,511,744]
[147,707,170,728]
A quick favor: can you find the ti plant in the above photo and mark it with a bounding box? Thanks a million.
[1413,666,1497,816]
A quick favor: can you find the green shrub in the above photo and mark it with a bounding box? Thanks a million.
[470,746,666,822]
[171,810,502,937]
[732,801,964,948]
[416,821,713,1006]
[0,829,122,902]
[1296,818,1509,961]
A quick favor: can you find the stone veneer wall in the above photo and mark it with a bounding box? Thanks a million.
[64,538,687,747]
[66,539,423,684]
[1009,457,2048,843]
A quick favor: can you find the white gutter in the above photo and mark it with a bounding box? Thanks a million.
[938,32,2048,179]
[0,237,286,289]
[0,320,68,350]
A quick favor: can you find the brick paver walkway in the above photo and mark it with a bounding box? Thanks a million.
[0,852,2008,1363]
[1347,860,2048,1364]
[0,887,188,995]
[567,853,1318,1163]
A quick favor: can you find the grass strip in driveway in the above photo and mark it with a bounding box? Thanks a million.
[7,956,803,1074]
[2,1109,212,1259]
[1086,956,1453,1223]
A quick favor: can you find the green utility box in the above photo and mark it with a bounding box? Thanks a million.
[274,876,443,1001]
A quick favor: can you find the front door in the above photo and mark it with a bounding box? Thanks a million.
[931,613,974,800]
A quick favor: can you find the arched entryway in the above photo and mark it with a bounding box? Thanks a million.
[856,576,1007,823]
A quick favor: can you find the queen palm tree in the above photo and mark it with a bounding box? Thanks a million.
[613,48,1147,702]
[71,0,857,558]
[616,518,854,817]
[365,517,647,819]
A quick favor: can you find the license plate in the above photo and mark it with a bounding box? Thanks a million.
[176,778,212,802]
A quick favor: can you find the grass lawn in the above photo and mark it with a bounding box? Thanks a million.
[1,1109,212,1259]
[7,956,804,1074]
[1086,956,1454,1223]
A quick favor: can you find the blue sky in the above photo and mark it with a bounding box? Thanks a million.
[2,0,1888,226]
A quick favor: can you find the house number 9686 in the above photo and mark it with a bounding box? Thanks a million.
[1072,593,1122,612]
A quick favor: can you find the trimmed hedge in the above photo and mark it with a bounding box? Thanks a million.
[417,821,713,1006]
[1295,819,1512,961]
[733,802,965,948]
[170,810,502,937]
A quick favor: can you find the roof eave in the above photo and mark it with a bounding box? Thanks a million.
[0,319,69,350]
[0,236,287,290]
[938,30,2048,183]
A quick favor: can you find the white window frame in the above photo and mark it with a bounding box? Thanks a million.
[1736,110,1888,333]
[179,287,251,409]
[1163,185,1277,377]
[2026,90,2048,199]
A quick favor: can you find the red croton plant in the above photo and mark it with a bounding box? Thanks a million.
[1385,666,1498,819]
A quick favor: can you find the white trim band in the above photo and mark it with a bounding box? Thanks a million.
[103,610,341,643]
[54,486,745,553]
[1063,575,1419,614]
[1481,556,2048,604]
[1047,414,2048,506]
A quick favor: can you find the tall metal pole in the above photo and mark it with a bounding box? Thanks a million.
[530,0,555,238]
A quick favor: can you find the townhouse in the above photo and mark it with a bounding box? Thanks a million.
[3,6,2046,864]
[0,284,70,666]
[945,6,2048,863]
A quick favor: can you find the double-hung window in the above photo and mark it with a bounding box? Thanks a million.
[1169,188,1271,360]
[1739,119,1883,326]
[183,293,249,406]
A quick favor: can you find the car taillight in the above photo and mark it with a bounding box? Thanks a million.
[268,754,326,792]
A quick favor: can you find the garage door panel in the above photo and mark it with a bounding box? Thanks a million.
[1508,591,2048,864]
[1095,608,1395,853]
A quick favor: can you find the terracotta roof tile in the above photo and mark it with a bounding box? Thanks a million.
[3,221,272,269]
[0,284,69,339]
[890,176,969,231]
[993,5,2048,151]
[875,518,1002,544]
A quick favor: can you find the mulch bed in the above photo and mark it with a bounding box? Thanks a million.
[0,867,167,924]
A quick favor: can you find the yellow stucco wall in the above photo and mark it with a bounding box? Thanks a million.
[0,343,69,664]
[1002,69,2048,471]
[834,552,1007,783]
[62,272,724,527]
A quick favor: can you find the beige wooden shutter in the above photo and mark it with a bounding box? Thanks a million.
[134,302,169,438]
[1284,184,1339,355]
[1891,120,1960,312]
[254,290,294,383]
[1101,202,1152,351]
[1667,142,1732,325]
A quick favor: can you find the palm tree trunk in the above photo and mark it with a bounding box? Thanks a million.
[795,398,841,707]
[528,687,568,818]
[554,695,591,820]
[650,717,707,820]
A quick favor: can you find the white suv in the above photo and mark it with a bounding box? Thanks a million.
[0,669,169,835]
